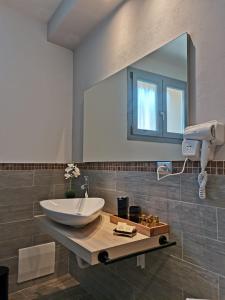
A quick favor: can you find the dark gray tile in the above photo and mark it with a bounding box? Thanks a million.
[168,200,217,238]
[0,202,33,223]
[218,208,225,242]
[0,171,33,189]
[34,170,65,186]
[32,233,54,246]
[183,233,225,276]
[181,174,225,208]
[0,186,52,206]
[0,219,35,242]
[89,188,134,215]
[219,276,225,300]
[0,185,54,222]
[105,256,183,300]
[54,183,69,199]
[164,229,183,259]
[116,171,180,200]
[22,274,79,299]
[9,274,86,300]
[85,170,116,191]
[9,291,27,300]
[146,253,218,300]
[33,201,44,216]
[0,236,33,259]
[70,254,135,300]
[134,276,183,300]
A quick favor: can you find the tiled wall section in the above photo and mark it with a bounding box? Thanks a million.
[70,169,225,300]
[0,168,69,292]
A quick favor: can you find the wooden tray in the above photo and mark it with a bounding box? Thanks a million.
[110,215,169,237]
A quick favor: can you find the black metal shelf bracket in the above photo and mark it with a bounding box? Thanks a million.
[98,235,176,265]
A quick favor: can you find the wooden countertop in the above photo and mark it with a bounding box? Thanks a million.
[36,213,167,265]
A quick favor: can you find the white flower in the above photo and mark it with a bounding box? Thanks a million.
[74,166,80,176]
[64,173,71,179]
[65,166,73,173]
[72,171,78,178]
[64,163,80,180]
[67,163,74,168]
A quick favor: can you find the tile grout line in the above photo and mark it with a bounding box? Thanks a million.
[216,207,219,241]
[218,274,220,300]
[181,231,184,261]
[172,254,222,278]
[32,170,35,186]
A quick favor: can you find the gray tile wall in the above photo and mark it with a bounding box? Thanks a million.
[0,169,69,292]
[70,170,225,300]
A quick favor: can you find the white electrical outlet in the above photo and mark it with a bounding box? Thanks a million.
[182,140,201,160]
[157,161,172,175]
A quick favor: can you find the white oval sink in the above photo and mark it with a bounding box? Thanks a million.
[40,198,105,227]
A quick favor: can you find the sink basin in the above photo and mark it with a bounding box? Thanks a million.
[40,198,105,227]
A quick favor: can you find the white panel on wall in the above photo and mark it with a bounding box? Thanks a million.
[18,242,55,283]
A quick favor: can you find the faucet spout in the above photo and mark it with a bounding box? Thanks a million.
[81,176,89,198]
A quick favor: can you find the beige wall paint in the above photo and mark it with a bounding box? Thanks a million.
[73,0,225,161]
[0,4,73,163]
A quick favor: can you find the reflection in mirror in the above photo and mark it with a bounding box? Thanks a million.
[166,87,185,134]
[83,33,189,162]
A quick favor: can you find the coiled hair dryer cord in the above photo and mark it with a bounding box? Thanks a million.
[198,170,208,199]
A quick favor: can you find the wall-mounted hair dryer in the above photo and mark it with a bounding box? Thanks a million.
[182,120,224,199]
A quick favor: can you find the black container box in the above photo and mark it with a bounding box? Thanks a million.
[0,266,9,300]
[117,196,129,219]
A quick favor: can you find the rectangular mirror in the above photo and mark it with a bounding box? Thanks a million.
[83,33,189,162]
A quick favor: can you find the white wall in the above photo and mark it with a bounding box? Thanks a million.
[0,4,73,163]
[132,53,187,82]
[73,0,225,161]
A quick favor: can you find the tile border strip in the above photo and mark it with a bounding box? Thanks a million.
[0,161,224,175]
[77,160,225,175]
[0,163,67,170]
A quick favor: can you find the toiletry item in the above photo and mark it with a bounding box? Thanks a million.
[140,214,147,226]
[117,196,129,219]
[113,222,137,237]
[154,216,160,225]
[129,206,141,223]
[146,215,154,227]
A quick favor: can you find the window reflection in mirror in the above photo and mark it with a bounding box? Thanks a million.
[137,80,157,131]
[166,87,185,134]
[83,33,189,162]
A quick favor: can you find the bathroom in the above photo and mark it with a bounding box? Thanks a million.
[0,0,225,299]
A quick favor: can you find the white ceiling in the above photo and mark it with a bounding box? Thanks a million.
[0,0,63,23]
[48,0,126,49]
[0,0,126,49]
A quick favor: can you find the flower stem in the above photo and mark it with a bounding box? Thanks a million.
[69,178,72,191]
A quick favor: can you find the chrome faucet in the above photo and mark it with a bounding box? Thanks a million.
[81,176,89,198]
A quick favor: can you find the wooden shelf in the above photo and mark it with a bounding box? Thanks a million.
[36,213,169,266]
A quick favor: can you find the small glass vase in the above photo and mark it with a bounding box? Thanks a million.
[65,178,75,198]
[65,190,75,198]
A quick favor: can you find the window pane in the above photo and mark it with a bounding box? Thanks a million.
[166,87,184,134]
[137,80,157,131]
